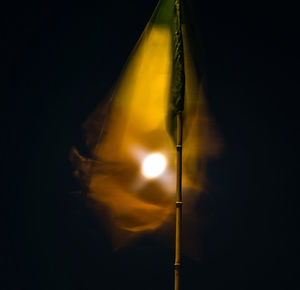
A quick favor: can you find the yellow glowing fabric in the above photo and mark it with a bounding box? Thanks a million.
[72,1,221,248]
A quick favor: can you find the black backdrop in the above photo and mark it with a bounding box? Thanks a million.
[1,0,298,289]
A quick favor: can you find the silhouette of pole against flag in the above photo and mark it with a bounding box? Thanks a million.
[172,1,184,289]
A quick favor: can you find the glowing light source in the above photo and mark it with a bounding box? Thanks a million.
[142,153,167,179]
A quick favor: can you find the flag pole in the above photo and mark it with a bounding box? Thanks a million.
[174,0,184,289]
[174,111,183,290]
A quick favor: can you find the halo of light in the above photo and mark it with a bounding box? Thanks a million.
[142,153,167,179]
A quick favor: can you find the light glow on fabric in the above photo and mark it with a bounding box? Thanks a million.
[142,153,167,178]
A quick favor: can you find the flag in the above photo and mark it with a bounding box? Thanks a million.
[71,0,221,249]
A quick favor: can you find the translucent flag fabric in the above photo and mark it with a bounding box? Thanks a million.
[71,0,221,250]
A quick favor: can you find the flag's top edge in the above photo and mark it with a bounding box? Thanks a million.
[150,0,175,26]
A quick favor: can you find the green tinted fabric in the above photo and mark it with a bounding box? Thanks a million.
[151,0,175,25]
[151,0,185,142]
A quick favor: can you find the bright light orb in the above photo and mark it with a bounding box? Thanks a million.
[142,153,167,179]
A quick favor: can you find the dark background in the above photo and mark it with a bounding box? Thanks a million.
[1,0,298,289]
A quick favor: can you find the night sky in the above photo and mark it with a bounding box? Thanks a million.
[1,0,298,289]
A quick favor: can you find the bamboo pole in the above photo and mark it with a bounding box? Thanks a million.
[174,112,183,290]
[174,1,184,289]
